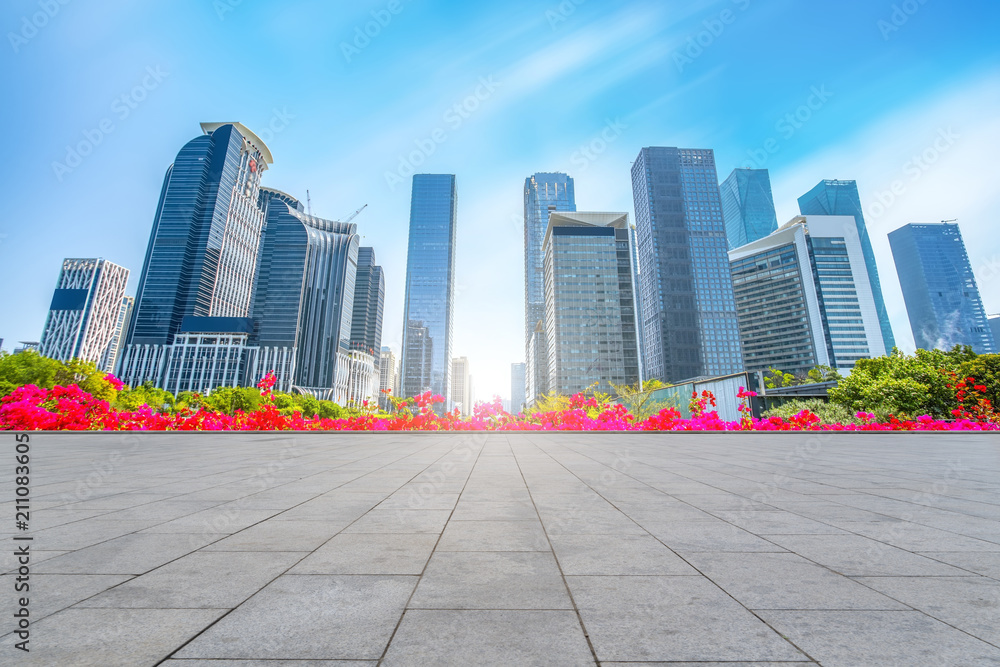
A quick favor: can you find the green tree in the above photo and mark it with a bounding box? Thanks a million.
[53,358,119,403]
[610,379,676,420]
[0,350,63,396]
[114,381,176,412]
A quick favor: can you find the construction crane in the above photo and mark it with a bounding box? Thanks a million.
[343,203,368,223]
[941,218,957,224]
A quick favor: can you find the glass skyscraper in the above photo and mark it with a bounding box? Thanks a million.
[119,122,272,391]
[250,188,362,399]
[720,168,778,249]
[798,180,896,351]
[350,246,385,355]
[631,147,744,382]
[524,172,576,404]
[400,174,457,402]
[888,223,996,354]
[543,212,641,395]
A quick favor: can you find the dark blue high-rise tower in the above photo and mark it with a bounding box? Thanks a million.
[720,168,778,249]
[888,223,996,354]
[798,180,896,351]
[400,174,457,402]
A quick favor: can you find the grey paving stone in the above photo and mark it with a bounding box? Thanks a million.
[601,663,816,666]
[686,552,908,610]
[549,533,698,575]
[0,573,131,620]
[290,533,439,575]
[707,509,847,534]
[567,575,805,662]
[140,508,279,535]
[202,519,346,551]
[759,609,1000,666]
[0,607,225,667]
[34,533,217,575]
[175,574,416,660]
[437,519,550,551]
[29,518,166,550]
[77,551,302,608]
[162,661,375,666]
[919,551,1000,579]
[342,509,452,534]
[763,534,972,576]
[854,576,1000,645]
[378,491,460,510]
[640,520,788,552]
[836,520,1000,551]
[409,551,572,609]
[1,549,70,574]
[381,610,595,666]
[451,500,539,520]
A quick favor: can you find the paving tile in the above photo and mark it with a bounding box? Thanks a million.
[763,534,971,576]
[342,509,452,534]
[854,576,1000,645]
[382,610,594,666]
[708,510,846,534]
[409,551,571,609]
[290,533,439,575]
[34,533,217,575]
[77,551,302,608]
[202,519,346,551]
[140,508,279,535]
[567,575,804,662]
[451,500,539,520]
[759,610,1000,666]
[0,608,225,666]
[29,518,165,550]
[162,661,375,666]
[640,520,788,552]
[686,552,908,610]
[175,574,416,660]
[438,515,552,549]
[378,492,460,510]
[918,551,1000,579]
[549,533,698,575]
[0,573,131,620]
[836,520,1000,551]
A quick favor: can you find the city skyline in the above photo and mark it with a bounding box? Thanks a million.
[2,2,999,400]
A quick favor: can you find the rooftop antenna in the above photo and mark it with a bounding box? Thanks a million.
[306,190,313,216]
[941,218,957,224]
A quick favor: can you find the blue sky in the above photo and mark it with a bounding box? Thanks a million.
[2,0,999,400]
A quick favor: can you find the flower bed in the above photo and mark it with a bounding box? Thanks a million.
[1,372,997,432]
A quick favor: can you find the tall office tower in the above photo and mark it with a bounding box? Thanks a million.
[989,316,1000,349]
[451,356,471,415]
[249,188,367,401]
[107,296,134,375]
[720,168,778,250]
[350,247,385,355]
[510,362,526,414]
[543,212,641,395]
[378,346,398,410]
[400,174,457,403]
[631,147,744,383]
[888,223,997,354]
[119,122,272,392]
[730,216,887,374]
[798,180,895,351]
[39,258,130,372]
[524,172,576,405]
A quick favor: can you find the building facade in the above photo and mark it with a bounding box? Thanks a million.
[107,296,134,375]
[888,223,996,354]
[249,188,369,403]
[543,212,641,395]
[350,247,385,355]
[524,172,576,405]
[378,346,398,410]
[631,147,744,383]
[510,362,526,415]
[39,258,130,372]
[400,174,457,403]
[730,216,887,375]
[720,168,778,250]
[119,122,272,392]
[451,356,471,415]
[798,179,895,351]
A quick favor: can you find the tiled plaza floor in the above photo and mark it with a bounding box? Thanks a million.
[2,432,999,665]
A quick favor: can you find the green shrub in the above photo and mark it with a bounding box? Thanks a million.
[762,399,858,425]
